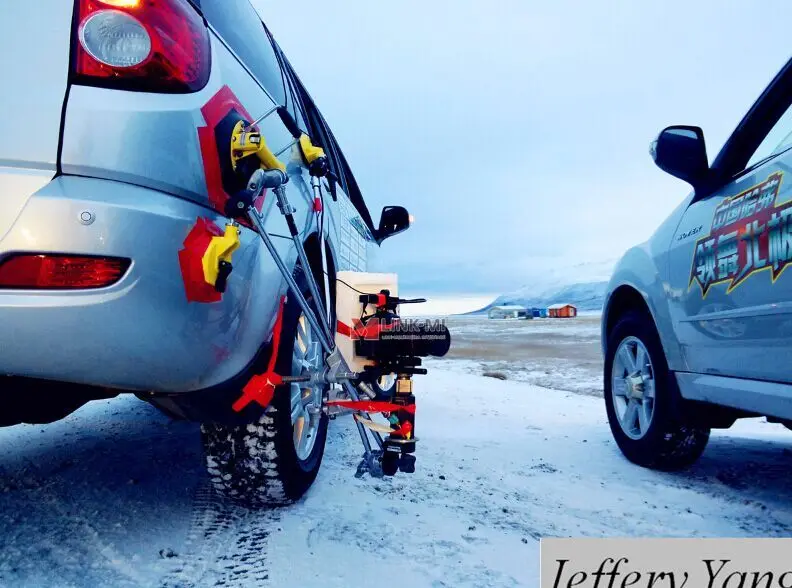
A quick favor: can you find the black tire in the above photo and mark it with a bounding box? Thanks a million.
[201,266,330,506]
[604,311,710,471]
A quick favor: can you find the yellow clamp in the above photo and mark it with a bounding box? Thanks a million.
[202,223,240,288]
[230,120,286,173]
[298,134,326,165]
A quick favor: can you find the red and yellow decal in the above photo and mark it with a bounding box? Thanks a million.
[690,171,791,297]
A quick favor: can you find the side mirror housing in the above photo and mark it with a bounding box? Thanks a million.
[377,206,411,243]
[650,125,710,192]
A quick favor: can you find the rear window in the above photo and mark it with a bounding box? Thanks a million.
[200,0,286,105]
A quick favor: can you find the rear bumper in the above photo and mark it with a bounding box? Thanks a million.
[0,174,287,392]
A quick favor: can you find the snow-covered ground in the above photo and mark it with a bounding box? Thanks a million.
[2,365,792,587]
[438,315,604,395]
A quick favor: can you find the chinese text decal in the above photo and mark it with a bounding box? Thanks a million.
[690,172,791,296]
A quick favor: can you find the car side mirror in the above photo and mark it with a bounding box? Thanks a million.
[650,125,710,192]
[377,206,411,243]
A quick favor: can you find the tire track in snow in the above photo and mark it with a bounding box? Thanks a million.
[0,462,149,588]
[161,481,278,587]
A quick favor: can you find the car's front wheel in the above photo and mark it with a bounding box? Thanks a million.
[605,311,710,470]
[201,267,330,506]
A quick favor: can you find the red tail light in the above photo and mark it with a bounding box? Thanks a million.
[0,255,131,290]
[72,0,210,93]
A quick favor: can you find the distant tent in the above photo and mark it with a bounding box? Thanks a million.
[488,305,530,319]
[548,303,577,318]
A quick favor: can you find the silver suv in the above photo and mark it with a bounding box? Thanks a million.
[603,57,792,469]
[0,0,407,505]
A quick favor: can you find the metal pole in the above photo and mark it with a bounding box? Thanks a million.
[272,186,335,345]
[343,379,383,449]
[247,208,383,451]
[313,177,333,326]
[247,209,333,356]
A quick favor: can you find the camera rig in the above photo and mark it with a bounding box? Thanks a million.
[210,106,450,477]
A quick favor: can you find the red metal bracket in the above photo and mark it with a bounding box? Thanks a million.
[232,296,287,412]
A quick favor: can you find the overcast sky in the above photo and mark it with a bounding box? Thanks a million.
[258,1,791,296]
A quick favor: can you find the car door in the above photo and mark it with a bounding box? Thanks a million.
[667,80,792,383]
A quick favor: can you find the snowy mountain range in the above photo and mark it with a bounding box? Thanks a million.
[483,280,609,312]
[468,259,616,314]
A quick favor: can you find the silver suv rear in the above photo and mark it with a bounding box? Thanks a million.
[0,0,393,505]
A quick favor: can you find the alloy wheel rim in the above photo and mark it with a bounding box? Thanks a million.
[611,336,656,440]
[290,312,324,460]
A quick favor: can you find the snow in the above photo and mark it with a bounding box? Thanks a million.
[2,367,792,587]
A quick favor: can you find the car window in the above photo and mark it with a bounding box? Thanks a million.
[200,0,286,106]
[745,101,792,169]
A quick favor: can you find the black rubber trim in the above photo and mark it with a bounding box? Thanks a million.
[55,0,81,177]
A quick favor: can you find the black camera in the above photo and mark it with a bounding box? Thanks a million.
[354,291,451,369]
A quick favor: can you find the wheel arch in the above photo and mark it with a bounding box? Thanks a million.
[604,285,746,433]
[604,286,654,339]
[604,284,650,338]
[603,275,685,373]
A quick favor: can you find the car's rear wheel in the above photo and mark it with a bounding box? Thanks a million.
[605,311,710,470]
[201,266,330,506]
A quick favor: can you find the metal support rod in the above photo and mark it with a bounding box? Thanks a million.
[247,209,333,356]
[356,414,374,453]
[343,379,383,449]
[313,177,333,326]
[266,184,382,450]
[247,207,383,451]
[272,185,334,345]
[244,106,280,131]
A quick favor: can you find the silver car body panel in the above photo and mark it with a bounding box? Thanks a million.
[676,372,792,421]
[666,163,792,384]
[0,175,287,392]
[0,3,376,394]
[602,194,691,371]
[0,169,54,244]
[0,2,72,171]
